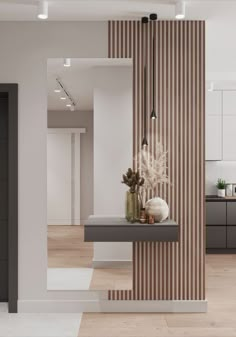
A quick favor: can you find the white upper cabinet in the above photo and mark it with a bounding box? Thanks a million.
[223,91,236,115]
[205,90,222,161]
[206,91,222,115]
[206,115,222,161]
[223,116,236,160]
[223,91,236,160]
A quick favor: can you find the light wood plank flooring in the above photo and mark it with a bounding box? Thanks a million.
[48,225,132,290]
[90,268,132,290]
[48,225,93,268]
[78,254,236,337]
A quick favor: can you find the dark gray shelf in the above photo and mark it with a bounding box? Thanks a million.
[84,217,179,242]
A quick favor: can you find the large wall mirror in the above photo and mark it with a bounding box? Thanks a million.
[47,58,133,291]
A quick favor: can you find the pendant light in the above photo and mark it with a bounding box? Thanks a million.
[150,14,157,120]
[142,65,148,147]
[141,16,148,148]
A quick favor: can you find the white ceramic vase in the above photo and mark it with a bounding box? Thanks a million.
[217,189,225,198]
[145,197,169,223]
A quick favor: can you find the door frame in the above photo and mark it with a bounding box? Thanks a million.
[0,84,18,313]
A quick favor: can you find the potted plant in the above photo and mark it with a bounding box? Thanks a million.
[121,168,144,223]
[217,178,226,197]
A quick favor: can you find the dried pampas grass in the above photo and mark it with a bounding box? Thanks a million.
[135,143,169,192]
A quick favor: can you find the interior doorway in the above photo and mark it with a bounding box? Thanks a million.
[0,84,18,313]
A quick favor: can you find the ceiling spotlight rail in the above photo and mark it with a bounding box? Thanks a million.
[56,78,76,110]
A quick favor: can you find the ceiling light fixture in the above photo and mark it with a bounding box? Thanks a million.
[63,58,71,67]
[175,1,185,20]
[37,1,48,20]
[54,82,61,93]
[56,78,77,111]
[208,82,214,92]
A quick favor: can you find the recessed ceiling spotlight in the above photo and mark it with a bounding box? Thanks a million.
[175,1,185,20]
[37,1,48,20]
[60,97,66,100]
[66,103,72,107]
[64,58,71,67]
[208,82,214,92]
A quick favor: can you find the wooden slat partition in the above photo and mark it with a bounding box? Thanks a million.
[108,20,205,300]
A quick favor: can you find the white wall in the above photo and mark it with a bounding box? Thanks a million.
[206,161,236,195]
[93,66,132,215]
[0,22,107,310]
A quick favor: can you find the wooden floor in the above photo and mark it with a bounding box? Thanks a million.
[48,225,93,268]
[90,268,132,290]
[48,225,132,290]
[78,254,236,337]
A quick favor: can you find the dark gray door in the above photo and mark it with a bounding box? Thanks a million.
[0,94,8,301]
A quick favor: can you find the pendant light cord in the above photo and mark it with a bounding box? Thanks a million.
[152,22,155,111]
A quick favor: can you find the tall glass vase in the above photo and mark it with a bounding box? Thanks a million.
[125,191,140,223]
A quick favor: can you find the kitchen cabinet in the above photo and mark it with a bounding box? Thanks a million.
[206,200,236,252]
[205,91,222,161]
[222,115,236,160]
[206,226,226,248]
[206,90,222,115]
[223,91,236,116]
[227,227,236,248]
[222,91,236,160]
[205,90,236,161]
[206,115,222,161]
[206,201,226,225]
[226,202,236,225]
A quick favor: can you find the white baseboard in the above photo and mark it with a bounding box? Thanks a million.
[18,299,208,313]
[92,260,132,269]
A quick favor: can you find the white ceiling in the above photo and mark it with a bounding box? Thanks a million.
[1,1,236,21]
[47,58,132,111]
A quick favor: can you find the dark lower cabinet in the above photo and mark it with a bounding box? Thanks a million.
[206,226,226,248]
[206,201,226,225]
[227,227,236,248]
[206,200,236,253]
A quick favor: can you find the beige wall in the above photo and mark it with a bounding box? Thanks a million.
[48,110,94,222]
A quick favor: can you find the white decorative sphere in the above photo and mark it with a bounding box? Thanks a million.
[145,197,169,223]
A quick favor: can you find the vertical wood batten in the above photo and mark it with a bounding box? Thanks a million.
[108,20,205,301]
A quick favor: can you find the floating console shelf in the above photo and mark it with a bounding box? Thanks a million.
[84,217,179,242]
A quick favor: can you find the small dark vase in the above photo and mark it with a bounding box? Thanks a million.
[139,208,146,224]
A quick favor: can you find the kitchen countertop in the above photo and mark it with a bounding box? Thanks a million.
[206,195,236,202]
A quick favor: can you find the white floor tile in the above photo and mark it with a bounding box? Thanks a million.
[0,303,8,313]
[47,268,93,290]
[0,313,82,337]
